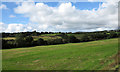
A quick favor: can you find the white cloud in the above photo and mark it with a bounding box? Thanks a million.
[9,15,16,18]
[0,22,4,32]
[5,24,25,33]
[0,4,8,10]
[0,22,36,33]
[0,22,8,32]
[2,0,119,32]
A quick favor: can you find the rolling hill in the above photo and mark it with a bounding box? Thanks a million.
[2,38,118,70]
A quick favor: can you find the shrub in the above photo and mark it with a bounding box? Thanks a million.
[15,34,34,47]
[7,40,17,48]
[47,38,63,45]
[54,38,63,44]
[109,32,118,38]
[67,35,79,43]
[2,39,11,49]
[25,36,33,46]
[60,34,68,39]
[80,34,89,42]
[15,34,26,47]
[37,38,45,45]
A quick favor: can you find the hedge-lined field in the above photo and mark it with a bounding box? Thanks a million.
[2,38,118,70]
[2,30,120,49]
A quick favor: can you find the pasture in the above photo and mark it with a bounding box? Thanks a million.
[2,33,82,41]
[2,38,118,70]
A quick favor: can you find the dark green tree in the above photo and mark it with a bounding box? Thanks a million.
[68,35,79,43]
[15,34,26,47]
[2,39,10,49]
[25,36,33,46]
[37,38,45,45]
[80,34,89,42]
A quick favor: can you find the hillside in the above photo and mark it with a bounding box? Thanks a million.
[2,38,118,70]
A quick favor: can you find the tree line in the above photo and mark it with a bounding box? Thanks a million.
[2,30,120,49]
[2,30,120,38]
[2,33,79,49]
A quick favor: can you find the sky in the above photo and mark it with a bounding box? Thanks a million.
[0,0,119,33]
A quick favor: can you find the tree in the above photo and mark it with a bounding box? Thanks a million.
[15,34,26,47]
[25,36,33,46]
[61,33,68,39]
[2,39,10,49]
[109,32,118,38]
[37,38,45,45]
[54,38,63,44]
[25,36,33,42]
[60,34,69,43]
[68,35,79,43]
[80,34,89,42]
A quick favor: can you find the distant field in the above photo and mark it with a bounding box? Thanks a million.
[67,34,85,39]
[32,35,62,41]
[2,38,118,70]
[3,37,16,40]
[2,34,83,41]
[3,34,63,41]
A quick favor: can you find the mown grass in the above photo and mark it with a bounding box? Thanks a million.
[32,36,62,41]
[2,33,83,41]
[67,34,84,39]
[2,38,118,70]
[3,37,16,40]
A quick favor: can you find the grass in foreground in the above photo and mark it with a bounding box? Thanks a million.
[2,38,118,70]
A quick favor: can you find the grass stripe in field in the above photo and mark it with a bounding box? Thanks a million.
[2,38,118,70]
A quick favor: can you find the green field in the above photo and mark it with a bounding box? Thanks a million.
[2,34,82,41]
[2,38,118,70]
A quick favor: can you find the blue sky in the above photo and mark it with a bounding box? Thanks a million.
[2,2,103,24]
[2,2,29,24]
[0,1,118,32]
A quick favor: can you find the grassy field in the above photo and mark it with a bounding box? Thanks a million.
[2,38,118,70]
[3,37,16,40]
[2,34,83,41]
[32,35,62,41]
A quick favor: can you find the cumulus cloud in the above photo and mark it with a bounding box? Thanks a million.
[0,4,8,10]
[0,22,8,32]
[0,22,38,33]
[0,22,26,33]
[0,22,4,32]
[1,0,118,32]
[13,0,119,32]
[5,24,25,32]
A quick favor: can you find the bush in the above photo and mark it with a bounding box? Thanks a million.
[37,38,45,45]
[15,34,34,47]
[60,34,68,39]
[109,32,118,38]
[67,35,79,43]
[80,34,89,42]
[15,34,26,47]
[2,39,11,49]
[7,40,17,48]
[25,36,33,46]
[54,38,63,44]
[32,41,38,46]
[62,39,68,43]
[47,39,54,45]
[47,38,63,45]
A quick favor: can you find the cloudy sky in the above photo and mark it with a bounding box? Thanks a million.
[0,0,119,33]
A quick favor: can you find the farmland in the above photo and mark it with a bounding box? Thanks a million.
[2,38,118,70]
